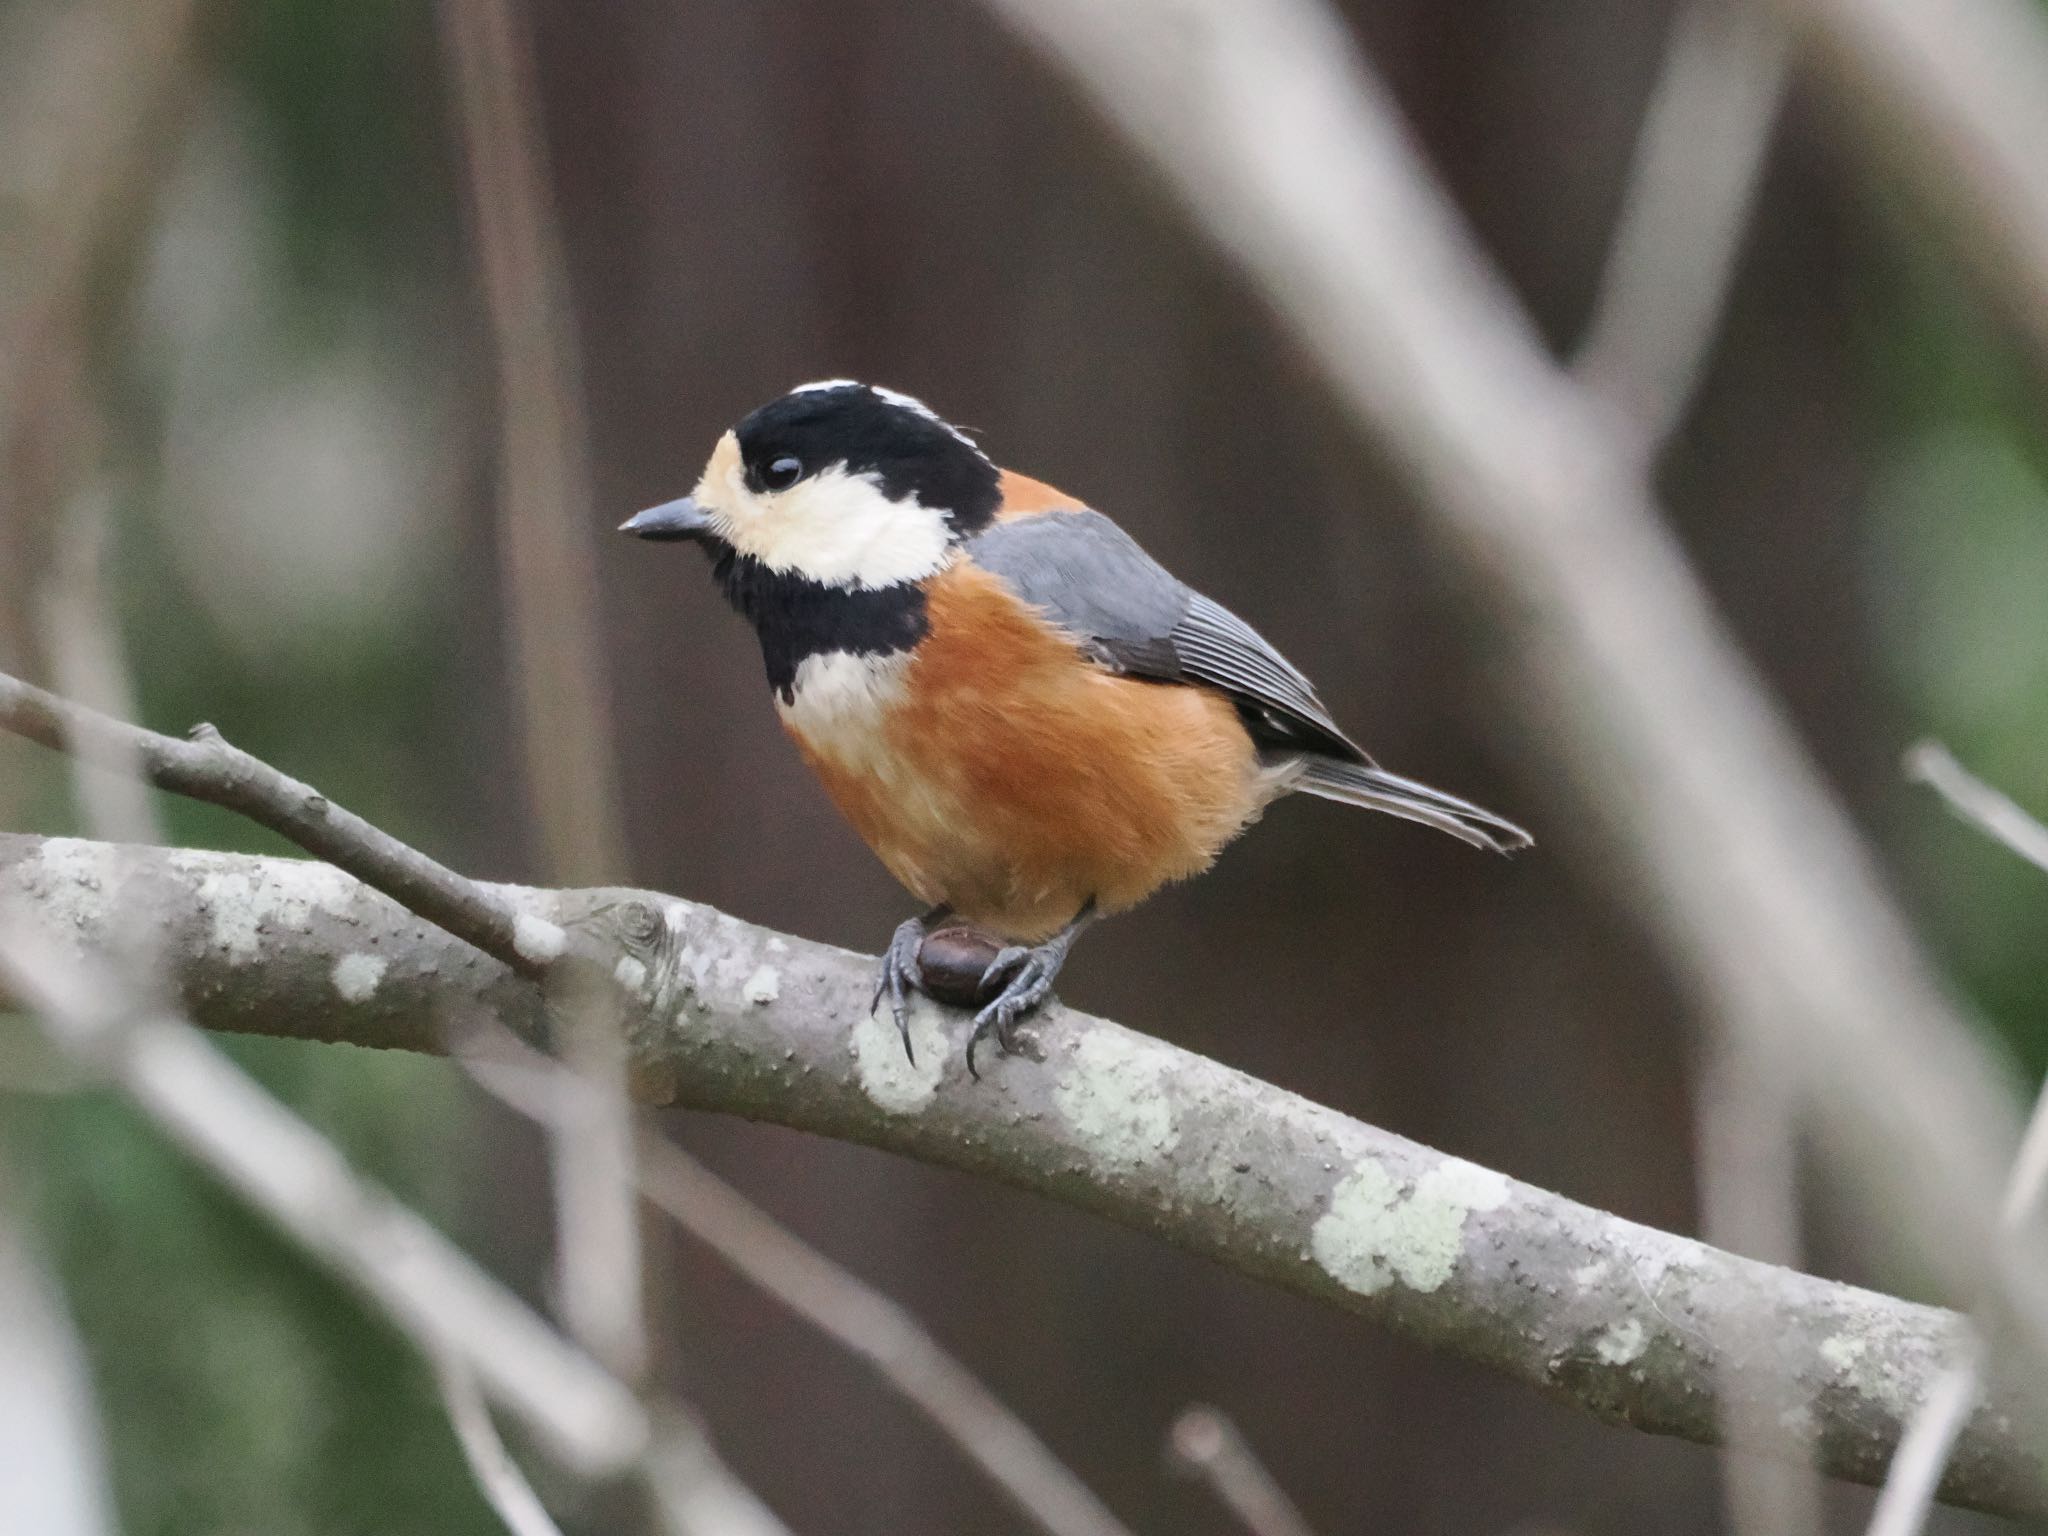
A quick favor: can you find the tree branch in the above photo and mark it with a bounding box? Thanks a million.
[1,831,2036,1517]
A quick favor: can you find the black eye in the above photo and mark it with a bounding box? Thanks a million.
[762,455,803,491]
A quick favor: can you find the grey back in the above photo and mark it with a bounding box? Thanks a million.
[964,509,1362,762]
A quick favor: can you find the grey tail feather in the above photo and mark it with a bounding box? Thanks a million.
[1292,759,1534,854]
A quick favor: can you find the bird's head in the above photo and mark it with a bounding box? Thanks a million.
[621,381,998,589]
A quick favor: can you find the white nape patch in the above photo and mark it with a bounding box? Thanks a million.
[738,464,954,589]
[512,912,566,965]
[1310,1157,1509,1297]
[1054,1032,1179,1165]
[331,953,387,1003]
[852,1001,946,1112]
[788,379,981,451]
[776,650,910,768]
[868,384,980,449]
[741,964,780,1005]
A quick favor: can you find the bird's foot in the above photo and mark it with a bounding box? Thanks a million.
[966,941,1068,1080]
[872,913,933,1064]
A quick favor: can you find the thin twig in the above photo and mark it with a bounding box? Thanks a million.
[454,1025,1137,1536]
[436,1357,568,1536]
[0,668,560,978]
[438,0,643,1381]
[1167,1406,1320,1536]
[1575,0,1791,460]
[436,0,627,887]
[1865,747,2048,1534]
[1863,1074,2048,1535]
[1905,741,2048,878]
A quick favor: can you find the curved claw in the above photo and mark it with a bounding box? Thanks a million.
[964,948,1064,1080]
[872,915,932,1065]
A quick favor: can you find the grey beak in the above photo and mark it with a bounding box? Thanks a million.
[619,496,715,542]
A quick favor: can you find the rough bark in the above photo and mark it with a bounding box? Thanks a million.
[2,832,2038,1517]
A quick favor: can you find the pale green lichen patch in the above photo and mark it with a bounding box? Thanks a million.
[168,851,359,966]
[19,838,123,946]
[851,1002,946,1113]
[1595,1317,1646,1366]
[1816,1324,1918,1416]
[1054,1031,1179,1167]
[1818,1333,1866,1371]
[1311,1156,1510,1296]
[330,953,387,1003]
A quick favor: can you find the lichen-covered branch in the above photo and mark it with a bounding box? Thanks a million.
[2,832,2038,1518]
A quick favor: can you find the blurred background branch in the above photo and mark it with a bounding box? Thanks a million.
[1166,1406,1320,1536]
[1571,10,1816,1529]
[0,0,201,679]
[0,1195,116,1536]
[1573,0,1791,464]
[0,918,648,1479]
[1866,751,2048,1536]
[458,1021,1139,1536]
[439,0,643,1390]
[1769,0,2048,376]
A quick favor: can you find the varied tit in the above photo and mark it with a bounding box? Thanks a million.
[622,381,1531,1074]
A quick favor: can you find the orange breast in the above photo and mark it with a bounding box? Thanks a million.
[783,560,1271,942]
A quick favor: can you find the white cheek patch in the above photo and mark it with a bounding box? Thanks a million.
[726,465,954,589]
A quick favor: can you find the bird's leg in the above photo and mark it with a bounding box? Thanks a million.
[872,904,950,1063]
[967,900,1099,1080]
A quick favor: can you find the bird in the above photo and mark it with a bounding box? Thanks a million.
[621,381,1531,1075]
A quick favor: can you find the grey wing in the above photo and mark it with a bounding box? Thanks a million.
[964,509,1364,762]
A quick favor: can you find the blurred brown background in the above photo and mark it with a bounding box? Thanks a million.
[8,0,2048,1532]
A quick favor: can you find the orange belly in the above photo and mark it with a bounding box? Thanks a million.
[779,561,1273,941]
